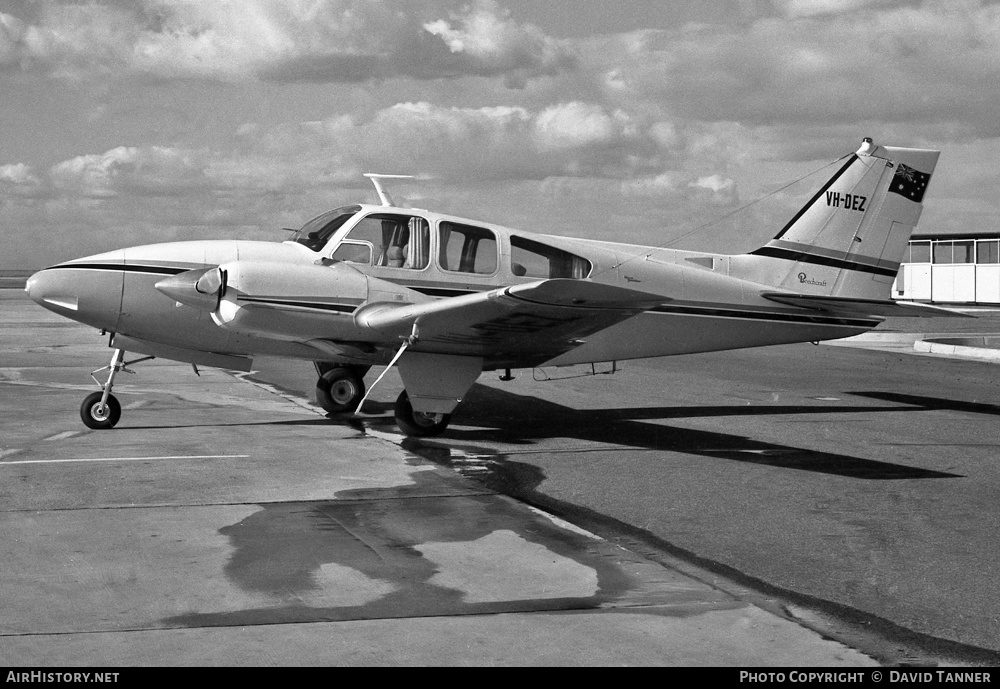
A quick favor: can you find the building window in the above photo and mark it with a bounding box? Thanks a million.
[953,241,974,264]
[932,242,953,264]
[932,240,975,264]
[907,241,931,263]
[977,240,1000,264]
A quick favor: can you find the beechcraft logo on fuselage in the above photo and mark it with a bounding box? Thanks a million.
[825,191,866,212]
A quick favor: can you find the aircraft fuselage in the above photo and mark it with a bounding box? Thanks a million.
[27,204,878,373]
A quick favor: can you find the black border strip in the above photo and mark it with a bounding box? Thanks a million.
[650,303,878,327]
[410,286,480,297]
[238,296,357,314]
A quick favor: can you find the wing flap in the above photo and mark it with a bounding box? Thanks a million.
[761,292,973,318]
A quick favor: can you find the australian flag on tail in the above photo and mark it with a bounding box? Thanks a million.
[889,163,931,203]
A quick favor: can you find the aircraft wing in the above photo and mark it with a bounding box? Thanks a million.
[357,279,668,366]
[761,292,974,318]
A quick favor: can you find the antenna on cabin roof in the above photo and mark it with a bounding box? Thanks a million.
[363,173,414,207]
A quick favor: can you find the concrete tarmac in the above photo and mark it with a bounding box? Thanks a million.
[0,292,876,666]
[2,291,998,666]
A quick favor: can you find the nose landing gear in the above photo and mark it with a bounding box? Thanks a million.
[80,348,152,429]
[80,390,121,430]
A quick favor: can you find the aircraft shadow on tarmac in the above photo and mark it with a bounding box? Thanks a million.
[853,391,1000,418]
[393,384,963,481]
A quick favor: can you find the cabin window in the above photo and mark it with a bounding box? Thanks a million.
[439,222,498,275]
[336,213,430,269]
[510,236,592,279]
[331,241,372,264]
[290,205,362,251]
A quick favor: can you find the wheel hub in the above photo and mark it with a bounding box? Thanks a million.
[330,380,358,405]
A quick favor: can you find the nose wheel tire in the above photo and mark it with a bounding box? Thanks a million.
[394,391,451,437]
[80,392,121,430]
[316,367,366,414]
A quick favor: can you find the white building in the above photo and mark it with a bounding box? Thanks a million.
[894,234,1000,304]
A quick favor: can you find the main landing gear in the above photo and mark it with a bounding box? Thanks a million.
[80,348,152,430]
[314,364,369,414]
[313,362,453,437]
[315,361,451,438]
[393,390,450,437]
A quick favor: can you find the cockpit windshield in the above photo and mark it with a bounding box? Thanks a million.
[288,205,362,251]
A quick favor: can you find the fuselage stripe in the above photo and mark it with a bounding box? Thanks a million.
[748,246,898,278]
[46,263,190,276]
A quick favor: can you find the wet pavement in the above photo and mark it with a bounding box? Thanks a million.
[0,292,877,666]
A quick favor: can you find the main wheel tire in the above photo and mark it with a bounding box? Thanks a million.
[394,390,451,437]
[315,367,366,414]
[80,391,121,430]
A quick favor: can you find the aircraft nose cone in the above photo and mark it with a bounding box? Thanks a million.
[25,251,125,331]
[25,268,79,312]
[25,270,40,300]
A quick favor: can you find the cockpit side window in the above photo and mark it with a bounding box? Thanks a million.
[333,213,430,269]
[439,222,498,275]
[289,205,362,251]
[510,236,592,279]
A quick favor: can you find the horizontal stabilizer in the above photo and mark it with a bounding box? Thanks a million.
[761,292,974,319]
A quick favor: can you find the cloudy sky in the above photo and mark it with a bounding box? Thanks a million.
[2,0,999,269]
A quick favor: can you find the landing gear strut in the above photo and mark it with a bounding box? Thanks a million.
[80,348,151,429]
[394,390,451,437]
[315,365,367,414]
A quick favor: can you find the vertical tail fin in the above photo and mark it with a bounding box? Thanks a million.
[732,138,940,299]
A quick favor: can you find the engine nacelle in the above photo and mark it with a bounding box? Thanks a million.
[155,267,227,311]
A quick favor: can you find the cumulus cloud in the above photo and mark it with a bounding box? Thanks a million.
[31,99,748,208]
[3,95,750,264]
[295,100,677,181]
[50,146,209,198]
[3,0,575,85]
[422,0,575,86]
[9,2,1000,266]
[534,102,616,151]
[597,2,1000,138]
[772,0,907,19]
[688,174,738,205]
[0,163,38,186]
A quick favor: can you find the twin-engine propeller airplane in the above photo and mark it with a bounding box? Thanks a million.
[27,139,963,437]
